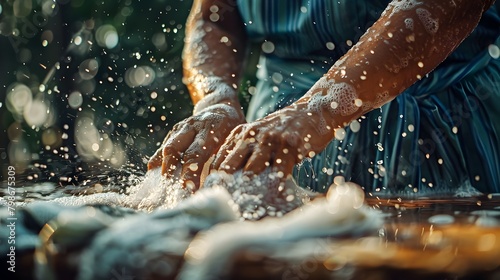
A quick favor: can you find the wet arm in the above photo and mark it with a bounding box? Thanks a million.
[147,0,248,185]
[289,0,495,150]
[183,0,247,116]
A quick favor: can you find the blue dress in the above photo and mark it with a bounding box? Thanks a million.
[237,0,500,195]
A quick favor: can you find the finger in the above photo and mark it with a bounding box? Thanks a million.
[161,127,196,176]
[180,136,214,191]
[218,138,253,173]
[161,154,178,176]
[147,147,163,170]
[244,142,273,174]
[212,143,230,170]
[212,126,243,169]
[149,127,178,169]
[148,127,180,170]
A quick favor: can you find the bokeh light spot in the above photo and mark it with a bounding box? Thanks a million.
[96,24,119,49]
[68,91,84,109]
[125,66,156,87]
[24,99,49,127]
[489,44,500,59]
[261,41,275,54]
[79,58,99,80]
[6,83,32,117]
[13,0,32,17]
[42,128,62,147]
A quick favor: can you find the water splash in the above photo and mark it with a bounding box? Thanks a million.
[33,167,312,219]
[179,182,382,280]
[46,168,191,212]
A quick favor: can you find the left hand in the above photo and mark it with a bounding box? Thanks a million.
[212,106,332,178]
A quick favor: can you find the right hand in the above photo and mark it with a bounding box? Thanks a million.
[148,103,245,191]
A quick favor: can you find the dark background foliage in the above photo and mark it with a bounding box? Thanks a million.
[0,0,198,183]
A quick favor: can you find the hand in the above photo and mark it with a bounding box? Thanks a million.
[212,106,332,180]
[148,103,245,191]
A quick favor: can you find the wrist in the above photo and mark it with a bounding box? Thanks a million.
[186,75,242,115]
[296,75,368,133]
[265,103,336,153]
[194,104,245,127]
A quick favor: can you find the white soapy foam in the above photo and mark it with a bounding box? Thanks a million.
[404,18,414,31]
[49,168,192,212]
[203,169,312,220]
[193,79,236,113]
[389,0,423,17]
[416,8,439,34]
[374,90,390,108]
[307,77,359,133]
[40,166,312,220]
[329,83,359,116]
[74,185,241,280]
[178,182,383,280]
[123,168,192,211]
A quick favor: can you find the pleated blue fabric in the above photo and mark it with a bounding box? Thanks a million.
[238,0,500,195]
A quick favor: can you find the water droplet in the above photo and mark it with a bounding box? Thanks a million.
[209,5,219,12]
[96,24,119,49]
[261,41,275,54]
[488,44,500,59]
[272,72,283,84]
[188,163,199,172]
[349,120,361,133]
[334,128,346,141]
[68,91,83,109]
[333,176,345,185]
[326,42,335,50]
[209,13,220,22]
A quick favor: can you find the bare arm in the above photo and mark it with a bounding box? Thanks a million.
[183,0,247,115]
[296,0,496,134]
[149,0,248,189]
[213,0,496,177]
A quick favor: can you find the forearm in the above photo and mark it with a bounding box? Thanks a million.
[183,0,247,115]
[290,0,494,143]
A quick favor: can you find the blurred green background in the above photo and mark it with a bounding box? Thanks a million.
[0,0,202,184]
